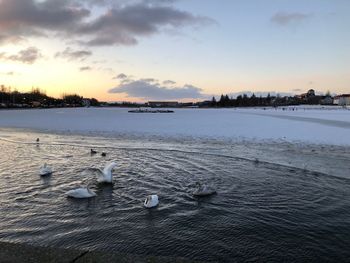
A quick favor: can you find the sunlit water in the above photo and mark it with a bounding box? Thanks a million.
[0,128,350,262]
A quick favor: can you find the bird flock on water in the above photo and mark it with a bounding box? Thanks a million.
[36,138,216,209]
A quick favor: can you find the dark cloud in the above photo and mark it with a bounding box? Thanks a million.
[80,0,180,7]
[109,78,205,100]
[271,12,311,26]
[163,80,176,85]
[113,73,128,79]
[0,35,25,45]
[0,47,42,64]
[55,47,92,61]
[79,66,92,71]
[77,0,108,6]
[0,0,213,47]
[0,0,90,38]
[78,3,213,46]
[140,78,157,83]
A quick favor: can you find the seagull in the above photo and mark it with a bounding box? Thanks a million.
[192,182,216,197]
[87,162,117,184]
[144,195,159,208]
[39,163,52,176]
[66,183,96,199]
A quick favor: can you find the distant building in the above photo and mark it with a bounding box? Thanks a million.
[333,94,350,106]
[31,101,41,107]
[307,89,316,97]
[148,101,179,107]
[320,96,333,105]
[82,99,91,107]
[197,100,212,107]
[297,89,316,100]
[179,102,194,107]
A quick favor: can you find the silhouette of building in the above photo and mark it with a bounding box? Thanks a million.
[148,101,178,107]
[333,94,350,106]
[320,96,333,105]
[297,89,315,100]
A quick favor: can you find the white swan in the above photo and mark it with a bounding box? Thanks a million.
[88,162,117,184]
[39,163,52,176]
[144,195,159,208]
[66,184,96,199]
[192,182,216,197]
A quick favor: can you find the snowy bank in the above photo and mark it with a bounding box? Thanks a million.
[0,107,349,145]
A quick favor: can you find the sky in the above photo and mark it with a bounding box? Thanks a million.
[0,0,349,102]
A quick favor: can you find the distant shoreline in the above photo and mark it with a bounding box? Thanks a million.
[0,104,347,111]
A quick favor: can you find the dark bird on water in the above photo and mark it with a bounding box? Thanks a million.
[101,152,107,157]
[36,138,40,143]
[91,149,97,154]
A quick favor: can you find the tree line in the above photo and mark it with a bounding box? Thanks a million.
[207,92,332,108]
[0,85,334,109]
[0,85,100,108]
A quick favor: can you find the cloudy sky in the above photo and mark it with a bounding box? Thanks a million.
[0,0,349,101]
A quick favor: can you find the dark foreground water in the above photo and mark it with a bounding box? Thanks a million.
[0,129,350,262]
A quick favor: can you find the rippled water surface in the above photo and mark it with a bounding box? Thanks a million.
[0,129,350,262]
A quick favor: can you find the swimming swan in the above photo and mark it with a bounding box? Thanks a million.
[144,195,159,208]
[66,184,96,199]
[39,163,52,176]
[192,183,216,197]
[88,162,117,184]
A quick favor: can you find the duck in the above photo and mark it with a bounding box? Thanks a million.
[66,184,96,199]
[39,163,53,176]
[87,162,117,184]
[101,152,107,157]
[90,149,97,155]
[192,182,216,197]
[144,195,159,208]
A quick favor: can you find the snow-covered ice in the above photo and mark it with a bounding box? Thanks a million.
[0,107,349,145]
